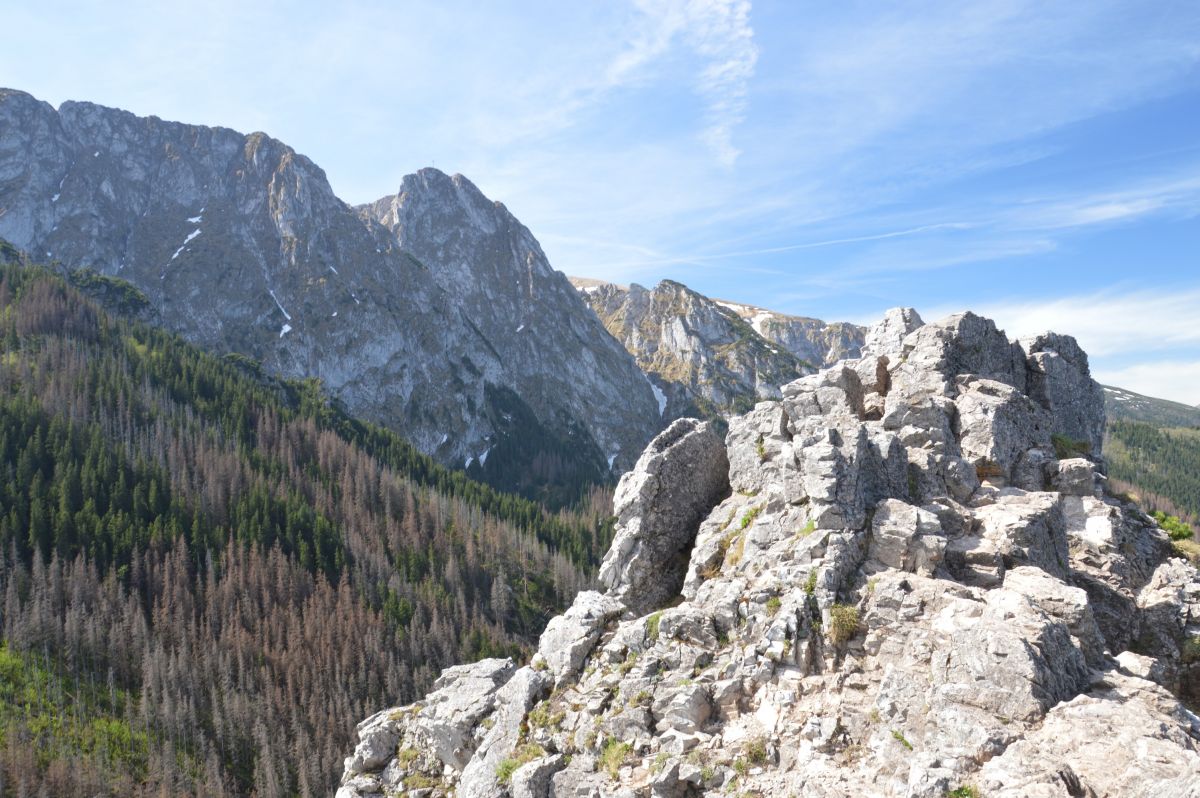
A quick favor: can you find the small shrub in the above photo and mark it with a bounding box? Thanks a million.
[495,758,519,784]
[891,729,914,751]
[745,737,768,765]
[756,434,768,462]
[907,467,921,501]
[618,651,639,675]
[946,787,979,798]
[652,752,669,774]
[1052,433,1091,460]
[739,505,763,530]
[1152,510,1194,541]
[404,774,438,789]
[797,519,816,537]
[496,742,546,783]
[528,703,565,729]
[733,757,748,776]
[766,596,782,616]
[632,690,653,708]
[599,738,633,779]
[396,747,419,767]
[1173,538,1200,566]
[804,569,818,596]
[646,611,663,642]
[828,604,860,645]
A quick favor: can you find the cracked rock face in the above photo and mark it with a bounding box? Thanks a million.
[598,418,731,616]
[574,278,857,422]
[0,89,659,477]
[338,311,1200,797]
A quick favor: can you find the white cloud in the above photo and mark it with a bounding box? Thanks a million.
[912,287,1200,404]
[965,288,1200,359]
[1095,360,1200,407]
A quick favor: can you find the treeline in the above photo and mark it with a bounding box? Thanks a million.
[1107,420,1200,524]
[0,258,615,795]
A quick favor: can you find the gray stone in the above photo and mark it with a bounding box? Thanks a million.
[862,307,924,358]
[511,754,566,798]
[954,376,1052,482]
[457,666,552,798]
[598,418,730,615]
[866,498,946,575]
[537,591,625,686]
[1023,332,1107,459]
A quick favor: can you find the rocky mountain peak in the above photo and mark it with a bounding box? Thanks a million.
[0,89,661,493]
[339,308,1200,798]
[572,277,819,423]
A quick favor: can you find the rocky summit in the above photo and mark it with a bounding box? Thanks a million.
[338,308,1200,797]
[0,89,659,485]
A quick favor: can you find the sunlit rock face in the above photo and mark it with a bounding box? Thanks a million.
[339,309,1200,798]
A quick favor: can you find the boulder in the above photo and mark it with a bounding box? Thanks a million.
[599,418,730,615]
[866,498,946,575]
[974,492,1070,579]
[899,312,1027,393]
[954,376,1052,482]
[511,754,566,798]
[977,673,1200,797]
[457,666,553,798]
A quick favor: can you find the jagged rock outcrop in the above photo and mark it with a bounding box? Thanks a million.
[712,296,866,367]
[572,279,817,421]
[598,419,730,615]
[0,88,659,483]
[338,308,1200,797]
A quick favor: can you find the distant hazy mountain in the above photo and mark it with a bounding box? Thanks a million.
[571,277,860,421]
[1103,385,1200,428]
[0,88,660,501]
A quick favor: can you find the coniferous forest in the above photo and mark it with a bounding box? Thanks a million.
[0,249,615,796]
[1106,419,1200,524]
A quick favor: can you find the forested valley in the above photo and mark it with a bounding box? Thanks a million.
[0,249,616,797]
[1107,419,1200,525]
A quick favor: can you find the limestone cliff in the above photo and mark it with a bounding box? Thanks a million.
[0,88,660,486]
[339,308,1200,797]
[573,279,827,422]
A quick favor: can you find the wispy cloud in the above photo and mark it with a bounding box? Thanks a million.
[950,287,1200,359]
[615,0,759,166]
[1004,175,1200,231]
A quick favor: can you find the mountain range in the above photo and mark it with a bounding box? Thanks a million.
[0,88,872,505]
[0,89,662,505]
[1,87,1198,797]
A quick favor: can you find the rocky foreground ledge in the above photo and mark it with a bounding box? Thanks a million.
[338,309,1200,798]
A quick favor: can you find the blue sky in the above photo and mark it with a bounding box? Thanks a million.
[4,0,1200,402]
